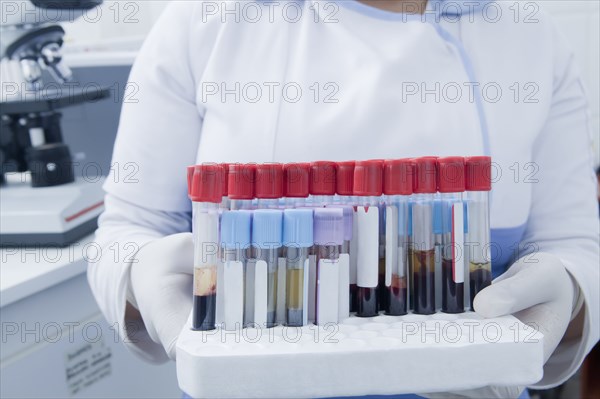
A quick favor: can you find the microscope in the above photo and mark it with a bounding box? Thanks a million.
[1,0,110,246]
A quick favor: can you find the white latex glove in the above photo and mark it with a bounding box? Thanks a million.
[474,252,576,363]
[425,253,577,399]
[128,233,194,359]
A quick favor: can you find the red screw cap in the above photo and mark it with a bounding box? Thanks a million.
[384,159,413,196]
[437,157,465,193]
[255,163,284,199]
[310,161,337,196]
[189,164,223,203]
[336,161,355,196]
[354,160,384,197]
[186,165,195,198]
[284,163,310,198]
[220,163,230,197]
[228,163,255,200]
[465,156,492,191]
[413,157,437,194]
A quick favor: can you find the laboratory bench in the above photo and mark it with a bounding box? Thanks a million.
[0,235,181,398]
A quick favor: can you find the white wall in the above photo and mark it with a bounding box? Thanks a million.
[62,0,599,164]
[62,1,169,45]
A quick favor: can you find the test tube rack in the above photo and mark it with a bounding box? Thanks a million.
[177,312,544,398]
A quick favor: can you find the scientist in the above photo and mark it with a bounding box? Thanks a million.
[88,1,599,398]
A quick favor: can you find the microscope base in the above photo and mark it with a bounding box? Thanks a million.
[0,177,105,247]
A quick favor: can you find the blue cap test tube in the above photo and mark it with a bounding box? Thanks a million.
[252,209,283,328]
[220,210,252,330]
[283,209,314,327]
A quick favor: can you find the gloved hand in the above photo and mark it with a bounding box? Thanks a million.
[474,252,576,363]
[128,233,194,359]
[424,253,577,399]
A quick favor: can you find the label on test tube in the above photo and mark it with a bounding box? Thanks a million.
[303,258,309,326]
[356,207,379,288]
[385,205,398,287]
[317,258,340,325]
[276,257,286,325]
[254,260,268,328]
[216,262,224,326]
[194,211,220,267]
[308,254,317,323]
[244,260,256,326]
[223,260,244,330]
[452,203,465,284]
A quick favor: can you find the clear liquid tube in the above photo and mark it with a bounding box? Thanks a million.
[283,209,313,327]
[383,159,413,315]
[465,156,492,309]
[437,157,466,314]
[411,157,437,315]
[252,209,283,328]
[188,164,223,331]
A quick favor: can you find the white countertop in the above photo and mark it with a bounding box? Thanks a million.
[1,235,94,307]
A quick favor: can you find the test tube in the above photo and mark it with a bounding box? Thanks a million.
[465,156,492,308]
[252,209,283,328]
[383,159,413,315]
[188,164,222,330]
[228,163,255,210]
[310,161,337,207]
[437,157,466,314]
[314,208,345,325]
[411,157,437,315]
[353,160,383,317]
[283,209,313,327]
[336,161,357,311]
[328,204,353,317]
[255,163,284,209]
[284,163,310,208]
[220,210,252,330]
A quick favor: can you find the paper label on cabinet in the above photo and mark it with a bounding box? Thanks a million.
[65,340,111,395]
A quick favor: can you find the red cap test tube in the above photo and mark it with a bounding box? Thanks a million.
[188,164,222,330]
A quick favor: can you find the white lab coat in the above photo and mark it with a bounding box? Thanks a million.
[88,0,599,389]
